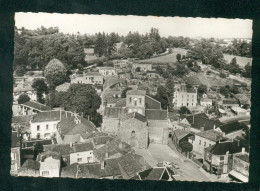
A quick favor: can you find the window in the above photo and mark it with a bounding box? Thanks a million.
[129,97,132,103]
[139,98,142,104]
[134,100,137,106]
[46,125,48,130]
[42,171,49,176]
[37,133,40,139]
[220,156,224,161]
[187,103,189,106]
[199,140,201,145]
[77,158,82,162]
[204,142,206,146]
[37,125,40,131]
[87,157,92,163]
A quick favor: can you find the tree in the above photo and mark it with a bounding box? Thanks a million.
[33,142,43,160]
[178,106,191,115]
[44,59,67,89]
[197,85,207,97]
[62,84,102,126]
[15,66,26,76]
[121,87,133,98]
[229,57,241,74]
[18,94,30,104]
[32,79,48,103]
[135,67,141,72]
[242,62,251,78]
[179,141,193,155]
[176,53,181,61]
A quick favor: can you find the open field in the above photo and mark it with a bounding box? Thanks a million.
[139,48,188,63]
[223,54,252,67]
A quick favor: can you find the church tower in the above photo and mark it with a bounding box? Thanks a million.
[126,90,146,115]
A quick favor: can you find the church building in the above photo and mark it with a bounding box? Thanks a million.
[102,90,171,149]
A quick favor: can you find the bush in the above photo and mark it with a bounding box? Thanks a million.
[18,94,30,104]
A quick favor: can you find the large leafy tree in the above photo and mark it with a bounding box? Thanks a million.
[62,84,102,126]
[44,59,67,89]
[242,63,251,78]
[179,141,193,155]
[178,106,191,115]
[32,79,48,103]
[17,94,30,104]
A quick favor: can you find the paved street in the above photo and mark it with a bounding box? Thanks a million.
[135,143,211,182]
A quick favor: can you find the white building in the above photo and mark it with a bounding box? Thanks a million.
[97,67,116,76]
[70,72,104,85]
[30,110,74,140]
[38,151,61,177]
[69,142,94,164]
[173,82,197,108]
[132,63,152,72]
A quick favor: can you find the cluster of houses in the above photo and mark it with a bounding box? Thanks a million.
[11,54,251,182]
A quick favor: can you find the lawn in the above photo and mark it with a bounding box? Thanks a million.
[139,48,188,64]
[223,54,252,67]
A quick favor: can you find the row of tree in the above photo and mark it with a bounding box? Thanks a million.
[222,39,252,58]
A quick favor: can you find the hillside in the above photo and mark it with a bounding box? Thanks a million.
[223,54,252,67]
[139,48,188,64]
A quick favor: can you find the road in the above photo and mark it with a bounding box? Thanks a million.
[135,143,211,182]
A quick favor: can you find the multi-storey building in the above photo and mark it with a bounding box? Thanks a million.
[173,82,197,108]
[70,72,104,85]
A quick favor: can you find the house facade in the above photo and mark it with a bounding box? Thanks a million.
[70,142,95,164]
[98,67,116,76]
[229,151,249,182]
[70,72,104,85]
[11,131,21,175]
[173,82,197,108]
[38,151,61,177]
[132,63,152,72]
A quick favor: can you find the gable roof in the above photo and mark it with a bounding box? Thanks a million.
[62,134,82,144]
[218,121,246,134]
[21,101,51,111]
[31,110,73,123]
[236,154,249,163]
[104,107,126,118]
[173,130,191,141]
[126,89,146,96]
[122,112,147,123]
[19,159,40,171]
[93,136,114,146]
[184,113,223,131]
[196,129,225,142]
[57,116,96,136]
[205,140,243,155]
[44,144,72,155]
[145,109,168,120]
[132,167,173,181]
[145,95,161,110]
[71,142,94,153]
[114,98,127,107]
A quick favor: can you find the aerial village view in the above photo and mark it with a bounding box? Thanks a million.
[11,13,252,182]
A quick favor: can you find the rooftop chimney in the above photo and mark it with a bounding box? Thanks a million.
[105,152,109,158]
[226,151,229,155]
[119,142,123,149]
[242,147,245,154]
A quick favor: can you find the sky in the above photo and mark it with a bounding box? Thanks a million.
[15,12,253,39]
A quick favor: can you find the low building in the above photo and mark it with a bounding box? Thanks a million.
[229,151,249,182]
[131,167,175,181]
[37,151,61,177]
[172,129,193,148]
[70,142,95,164]
[200,98,213,107]
[18,159,40,177]
[132,63,152,72]
[97,67,116,76]
[30,110,75,140]
[13,86,38,102]
[18,101,51,116]
[189,129,225,158]
[231,106,249,116]
[11,131,21,175]
[204,140,244,176]
[221,99,240,108]
[215,121,246,139]
[179,113,223,133]
[70,72,104,85]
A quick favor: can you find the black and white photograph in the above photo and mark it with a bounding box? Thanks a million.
[11,12,252,182]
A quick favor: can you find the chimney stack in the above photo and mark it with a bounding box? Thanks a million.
[119,142,123,149]
[242,147,245,154]
[105,152,109,158]
[226,151,229,155]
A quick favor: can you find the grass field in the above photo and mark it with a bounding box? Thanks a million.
[139,48,188,63]
[223,54,252,67]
